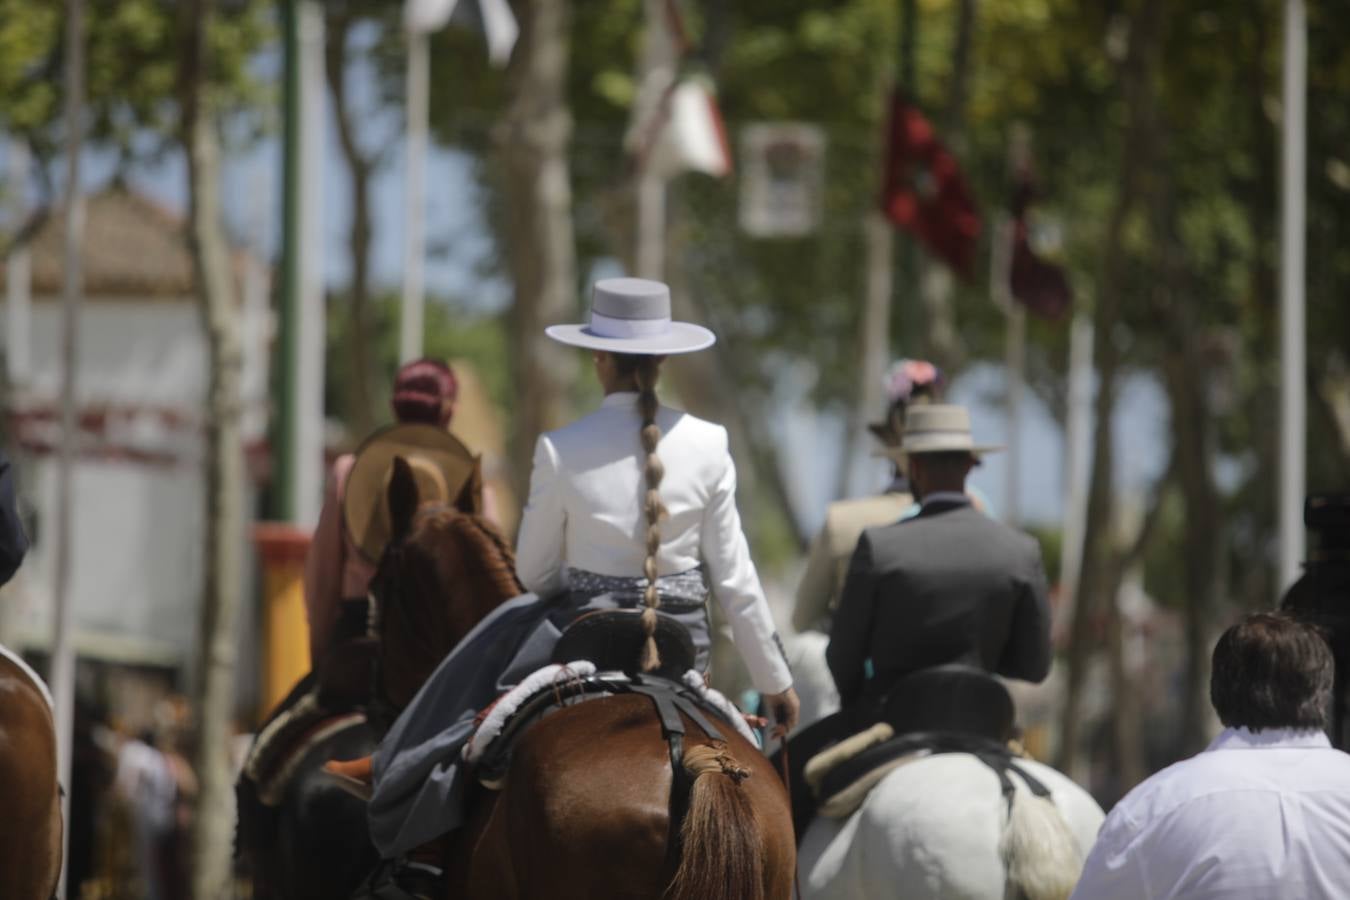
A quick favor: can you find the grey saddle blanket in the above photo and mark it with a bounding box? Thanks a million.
[367,590,713,858]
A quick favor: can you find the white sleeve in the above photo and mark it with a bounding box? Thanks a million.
[700,431,793,695]
[515,434,566,597]
[1068,807,1145,900]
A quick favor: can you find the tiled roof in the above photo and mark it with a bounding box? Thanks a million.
[10,187,253,299]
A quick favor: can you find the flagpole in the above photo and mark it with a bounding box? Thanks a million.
[52,1,86,894]
[6,141,32,388]
[401,29,429,363]
[633,0,678,280]
[991,212,1022,525]
[1059,313,1094,609]
[294,1,326,528]
[1278,0,1306,595]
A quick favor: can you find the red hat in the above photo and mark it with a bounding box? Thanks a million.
[391,359,458,426]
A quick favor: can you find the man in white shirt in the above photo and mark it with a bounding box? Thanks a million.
[1071,612,1350,900]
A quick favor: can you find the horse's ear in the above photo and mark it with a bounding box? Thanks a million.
[453,457,484,516]
[388,456,419,542]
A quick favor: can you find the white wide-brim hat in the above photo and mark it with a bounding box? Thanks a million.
[545,277,716,355]
[882,404,1004,460]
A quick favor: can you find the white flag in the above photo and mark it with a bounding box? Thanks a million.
[661,77,732,177]
[405,0,458,34]
[404,0,517,67]
[477,0,519,67]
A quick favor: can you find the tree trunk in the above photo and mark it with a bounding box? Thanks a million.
[1057,0,1160,778]
[325,8,377,437]
[914,0,979,376]
[180,1,246,896]
[500,0,578,502]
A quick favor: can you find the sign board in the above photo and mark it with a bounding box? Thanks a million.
[738,123,826,238]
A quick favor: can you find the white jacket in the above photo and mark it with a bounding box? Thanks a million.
[516,392,792,694]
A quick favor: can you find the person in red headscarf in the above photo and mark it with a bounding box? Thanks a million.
[302,359,459,669]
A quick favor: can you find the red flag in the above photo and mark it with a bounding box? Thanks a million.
[1008,176,1072,320]
[879,91,981,276]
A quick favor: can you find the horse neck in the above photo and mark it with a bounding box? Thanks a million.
[376,513,522,713]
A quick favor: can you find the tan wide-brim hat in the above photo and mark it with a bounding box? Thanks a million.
[545,277,716,355]
[343,423,480,563]
[880,403,1003,461]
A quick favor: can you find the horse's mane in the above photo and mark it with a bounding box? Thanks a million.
[419,506,525,599]
[376,505,524,713]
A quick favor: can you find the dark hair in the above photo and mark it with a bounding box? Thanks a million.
[611,352,666,671]
[391,359,457,425]
[1210,613,1333,733]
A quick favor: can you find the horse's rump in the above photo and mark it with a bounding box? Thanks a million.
[0,654,62,900]
[799,753,1104,900]
[457,693,795,900]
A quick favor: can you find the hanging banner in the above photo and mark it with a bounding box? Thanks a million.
[738,123,826,238]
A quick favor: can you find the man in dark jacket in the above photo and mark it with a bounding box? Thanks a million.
[784,404,1051,835]
[0,449,28,585]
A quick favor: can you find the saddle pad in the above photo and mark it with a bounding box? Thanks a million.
[0,641,53,712]
[243,689,367,806]
[464,661,598,764]
[464,664,758,767]
[815,731,1020,820]
[803,722,894,796]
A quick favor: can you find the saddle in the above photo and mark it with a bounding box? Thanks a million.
[806,664,1029,819]
[244,605,379,808]
[243,676,368,807]
[551,608,697,681]
[469,610,747,789]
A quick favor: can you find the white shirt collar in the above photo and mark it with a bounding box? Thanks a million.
[1205,726,1332,752]
[920,491,971,508]
[600,391,641,409]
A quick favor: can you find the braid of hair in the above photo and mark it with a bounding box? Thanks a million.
[633,354,666,672]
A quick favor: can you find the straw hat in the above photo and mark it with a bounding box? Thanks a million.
[342,423,480,563]
[544,278,715,355]
[882,404,1003,460]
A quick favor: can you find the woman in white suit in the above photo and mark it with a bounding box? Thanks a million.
[359,278,798,896]
[518,277,798,713]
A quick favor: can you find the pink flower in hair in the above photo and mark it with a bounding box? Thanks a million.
[883,359,942,405]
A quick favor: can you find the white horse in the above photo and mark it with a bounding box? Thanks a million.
[781,632,1105,899]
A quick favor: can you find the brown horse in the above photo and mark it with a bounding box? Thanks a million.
[0,652,63,900]
[448,694,796,900]
[237,457,523,900]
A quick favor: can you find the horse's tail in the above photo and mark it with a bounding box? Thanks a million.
[999,772,1083,900]
[665,742,765,900]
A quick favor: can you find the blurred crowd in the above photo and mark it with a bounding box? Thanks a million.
[67,695,210,900]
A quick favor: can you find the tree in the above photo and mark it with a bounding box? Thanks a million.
[178,0,248,893]
[498,0,581,502]
[324,0,402,438]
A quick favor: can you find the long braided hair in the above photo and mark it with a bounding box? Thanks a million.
[613,352,667,672]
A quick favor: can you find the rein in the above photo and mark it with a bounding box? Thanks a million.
[775,738,805,900]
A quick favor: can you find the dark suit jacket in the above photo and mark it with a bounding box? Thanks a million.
[0,452,28,585]
[826,496,1051,707]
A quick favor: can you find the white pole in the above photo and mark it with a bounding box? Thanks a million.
[401,30,429,364]
[296,0,326,527]
[636,170,666,280]
[849,212,894,497]
[1060,313,1094,607]
[6,141,32,387]
[989,213,1021,524]
[52,1,85,895]
[1278,0,1307,595]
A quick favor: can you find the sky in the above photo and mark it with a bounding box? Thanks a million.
[1,23,1172,533]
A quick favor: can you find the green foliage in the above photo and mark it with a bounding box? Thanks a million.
[325,290,511,439]
[0,0,272,161]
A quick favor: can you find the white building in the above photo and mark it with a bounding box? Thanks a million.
[1,188,270,717]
